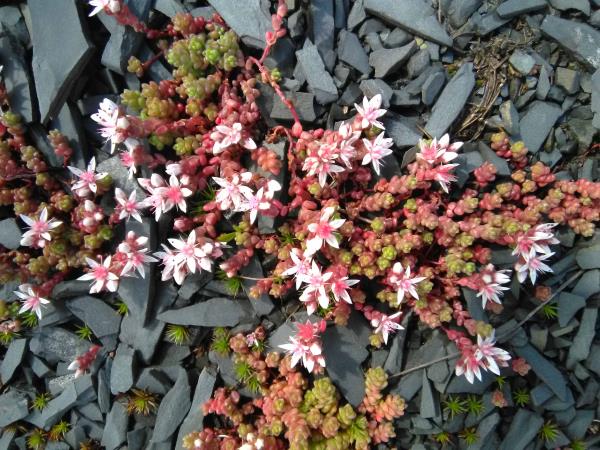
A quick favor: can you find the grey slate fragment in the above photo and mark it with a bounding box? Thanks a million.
[566,307,597,368]
[359,79,393,108]
[154,0,186,17]
[364,0,453,47]
[572,269,600,299]
[420,374,441,419]
[51,102,91,169]
[0,390,29,427]
[421,71,446,106]
[338,30,371,74]
[190,6,216,19]
[383,27,411,47]
[101,402,128,450]
[511,343,569,401]
[407,49,431,79]
[557,292,586,327]
[425,62,475,138]
[541,15,600,70]
[497,0,547,18]
[296,40,338,104]
[556,68,581,95]
[537,65,551,100]
[128,428,150,450]
[241,256,274,316]
[347,0,367,29]
[0,338,27,384]
[498,409,544,450]
[152,369,191,443]
[322,326,369,406]
[448,0,483,28]
[67,296,121,338]
[509,50,536,76]
[30,327,91,365]
[0,6,29,46]
[176,369,217,449]
[499,101,520,136]
[97,155,146,197]
[576,244,600,268]
[566,409,595,440]
[519,101,561,153]
[471,10,510,36]
[271,91,317,122]
[157,297,254,327]
[478,142,511,176]
[383,113,421,148]
[468,412,501,450]
[0,33,36,123]
[52,280,92,299]
[110,344,136,395]
[549,0,590,14]
[369,42,417,78]
[0,218,22,250]
[310,0,335,64]
[207,0,270,49]
[29,0,94,123]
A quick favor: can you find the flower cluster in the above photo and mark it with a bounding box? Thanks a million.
[451,330,511,384]
[279,320,326,373]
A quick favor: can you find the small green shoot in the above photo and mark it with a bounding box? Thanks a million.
[540,303,558,320]
[465,394,484,416]
[126,389,158,416]
[434,431,452,446]
[459,428,479,445]
[26,429,46,450]
[513,388,530,407]
[76,324,94,341]
[115,300,129,315]
[166,324,190,345]
[211,327,231,355]
[443,395,467,418]
[48,420,69,441]
[216,269,243,297]
[21,311,39,328]
[495,375,507,388]
[31,392,52,411]
[539,421,560,442]
[569,440,586,450]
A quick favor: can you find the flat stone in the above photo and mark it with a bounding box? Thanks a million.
[77,402,103,422]
[0,390,29,426]
[29,327,91,365]
[110,344,136,395]
[310,0,335,65]
[576,244,600,269]
[566,409,595,440]
[497,0,547,18]
[557,292,586,327]
[128,428,149,450]
[0,338,27,384]
[446,366,496,395]
[271,91,317,122]
[51,280,91,299]
[158,297,255,327]
[541,15,600,70]
[101,402,128,450]
[421,71,446,106]
[369,42,417,78]
[566,307,597,368]
[189,6,216,19]
[549,0,591,14]
[151,369,191,443]
[176,369,217,450]
[0,33,36,123]
[448,0,483,28]
[347,0,367,29]
[365,0,453,47]
[509,50,536,76]
[407,49,431,79]
[322,326,369,406]
[499,100,520,136]
[97,155,146,197]
[66,296,121,338]
[478,142,511,176]
[359,78,393,108]
[498,409,544,450]
[383,113,421,148]
[154,0,186,17]
[296,40,338,104]
[425,62,475,139]
[556,68,581,95]
[572,269,600,299]
[536,65,551,100]
[207,0,270,49]
[420,373,441,419]
[519,101,562,153]
[240,256,274,316]
[568,118,596,148]
[338,30,370,75]
[511,343,568,401]
[287,9,306,39]
[29,0,94,123]
[0,218,22,250]
[472,10,510,36]
[383,28,412,48]
[469,412,501,450]
[0,5,29,46]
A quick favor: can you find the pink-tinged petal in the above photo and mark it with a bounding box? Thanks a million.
[19,214,34,226]
[243,138,257,150]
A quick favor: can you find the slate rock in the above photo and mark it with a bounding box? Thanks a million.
[0,218,22,250]
[549,0,590,14]
[471,10,511,36]
[310,0,335,64]
[29,327,91,365]
[511,343,568,401]
[176,369,217,450]
[421,71,446,106]
[556,68,581,95]
[499,100,520,136]
[241,256,274,316]
[347,0,367,29]
[369,42,417,78]
[287,9,306,39]
[365,0,453,46]
[448,0,483,28]
[468,412,501,450]
[296,40,338,104]
[189,6,216,19]
[77,402,103,422]
[0,390,29,427]
[541,16,600,70]
[0,33,36,123]
[338,30,370,75]
[572,269,600,299]
[509,50,536,76]
[557,292,586,327]
[478,142,511,176]
[110,344,136,395]
[322,326,369,406]
[496,0,547,18]
[101,402,128,450]
[383,27,412,47]
[264,37,296,78]
[207,0,270,49]
[0,6,29,46]
[383,313,410,373]
[0,338,27,384]
[154,0,186,17]
[576,244,600,268]
[271,91,317,122]
[151,369,191,443]
[158,297,255,327]
[566,409,595,440]
[359,79,393,108]
[498,409,544,450]
[407,49,431,79]
[519,101,561,153]
[425,62,475,138]
[383,113,421,148]
[29,0,94,123]
[128,428,150,450]
[66,296,121,338]
[566,307,597,368]
[97,155,146,197]
[420,373,441,419]
[536,65,551,100]
[267,321,296,350]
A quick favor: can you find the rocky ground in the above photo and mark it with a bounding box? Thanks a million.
[0,0,599,449]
